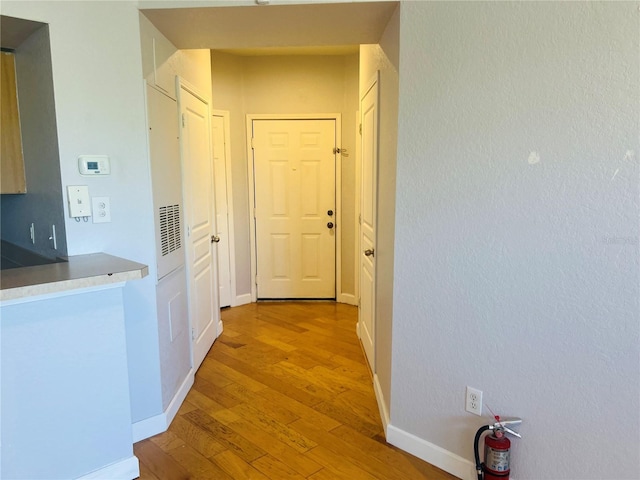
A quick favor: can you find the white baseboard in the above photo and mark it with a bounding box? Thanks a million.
[132,412,166,443]
[338,292,357,305]
[386,424,476,480]
[132,370,194,443]
[233,293,252,306]
[372,374,390,436]
[165,369,194,426]
[76,455,139,480]
[217,320,224,337]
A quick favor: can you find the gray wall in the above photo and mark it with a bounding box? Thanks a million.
[1,24,67,260]
[392,2,639,479]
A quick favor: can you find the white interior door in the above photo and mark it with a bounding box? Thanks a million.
[212,113,232,308]
[252,119,336,299]
[179,84,220,371]
[359,75,378,371]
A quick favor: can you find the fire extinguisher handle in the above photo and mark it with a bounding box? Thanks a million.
[492,417,522,438]
[502,426,522,438]
[495,418,522,426]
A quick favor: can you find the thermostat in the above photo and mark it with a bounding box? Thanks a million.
[78,155,110,175]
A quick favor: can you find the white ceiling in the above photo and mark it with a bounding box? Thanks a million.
[141,1,398,54]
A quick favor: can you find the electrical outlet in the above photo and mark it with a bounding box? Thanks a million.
[92,196,111,223]
[466,386,483,416]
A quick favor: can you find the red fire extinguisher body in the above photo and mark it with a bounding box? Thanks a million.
[484,432,510,480]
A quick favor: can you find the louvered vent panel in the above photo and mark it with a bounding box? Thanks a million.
[159,205,182,256]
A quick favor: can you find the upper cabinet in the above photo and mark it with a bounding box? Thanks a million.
[139,13,212,101]
[1,52,26,194]
[139,13,178,100]
[152,37,178,98]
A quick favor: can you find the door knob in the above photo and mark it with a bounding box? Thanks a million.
[211,235,220,243]
[327,210,333,216]
[327,222,334,229]
[364,248,374,257]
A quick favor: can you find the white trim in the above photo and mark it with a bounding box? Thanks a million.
[165,369,195,427]
[246,113,343,302]
[132,369,195,442]
[334,117,343,303]
[246,115,258,303]
[217,320,224,336]
[75,456,139,480]
[386,425,476,480]
[373,374,389,436]
[245,115,258,302]
[132,412,166,443]
[212,109,237,308]
[339,292,357,306]
[177,77,210,104]
[235,293,252,306]
[354,109,361,304]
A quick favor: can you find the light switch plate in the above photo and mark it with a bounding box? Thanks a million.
[67,186,91,218]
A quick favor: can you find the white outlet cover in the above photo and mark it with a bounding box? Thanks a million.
[466,386,483,416]
[92,196,111,223]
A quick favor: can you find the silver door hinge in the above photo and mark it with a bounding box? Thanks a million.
[182,114,185,127]
[191,328,195,340]
[255,274,258,285]
[358,214,361,225]
[251,137,255,149]
[359,123,362,135]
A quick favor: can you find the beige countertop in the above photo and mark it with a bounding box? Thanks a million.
[0,253,148,302]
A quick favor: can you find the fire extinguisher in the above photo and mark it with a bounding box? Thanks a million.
[474,417,522,480]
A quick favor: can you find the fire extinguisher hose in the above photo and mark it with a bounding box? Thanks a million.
[474,425,491,480]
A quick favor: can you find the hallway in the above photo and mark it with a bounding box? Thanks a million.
[134,302,456,479]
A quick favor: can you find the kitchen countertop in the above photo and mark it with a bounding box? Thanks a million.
[0,253,148,302]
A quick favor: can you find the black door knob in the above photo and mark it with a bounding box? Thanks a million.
[327,222,334,229]
[327,210,334,216]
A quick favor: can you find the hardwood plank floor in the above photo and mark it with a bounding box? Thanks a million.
[134,302,458,480]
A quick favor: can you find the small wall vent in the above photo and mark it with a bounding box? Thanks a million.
[159,204,181,256]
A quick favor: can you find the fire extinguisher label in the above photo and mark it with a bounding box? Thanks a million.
[486,447,510,472]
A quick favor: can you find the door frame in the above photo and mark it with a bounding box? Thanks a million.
[246,113,343,302]
[211,109,238,307]
[354,109,362,305]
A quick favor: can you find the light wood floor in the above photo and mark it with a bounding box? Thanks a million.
[134,302,457,480]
